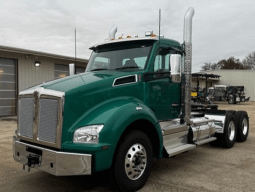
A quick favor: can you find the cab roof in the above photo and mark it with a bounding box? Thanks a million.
[89,36,182,51]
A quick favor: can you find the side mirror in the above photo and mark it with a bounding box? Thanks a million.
[170,54,181,82]
[69,63,75,76]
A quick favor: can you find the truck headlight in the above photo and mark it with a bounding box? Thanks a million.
[73,125,104,144]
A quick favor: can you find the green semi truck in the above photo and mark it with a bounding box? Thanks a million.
[13,7,249,191]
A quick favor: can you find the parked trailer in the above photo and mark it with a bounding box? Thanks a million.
[13,7,249,191]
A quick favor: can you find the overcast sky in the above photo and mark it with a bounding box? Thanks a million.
[0,0,255,71]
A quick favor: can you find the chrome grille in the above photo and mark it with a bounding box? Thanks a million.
[19,98,34,138]
[38,99,59,143]
[18,88,64,149]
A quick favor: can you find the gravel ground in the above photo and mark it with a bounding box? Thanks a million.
[0,102,255,192]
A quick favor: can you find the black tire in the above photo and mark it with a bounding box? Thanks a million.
[235,111,249,142]
[109,130,153,192]
[209,133,221,147]
[228,94,236,104]
[220,113,237,148]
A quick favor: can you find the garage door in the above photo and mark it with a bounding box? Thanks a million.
[0,58,17,116]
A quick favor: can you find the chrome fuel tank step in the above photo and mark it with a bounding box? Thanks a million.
[195,137,217,145]
[160,120,188,135]
[161,120,192,157]
[165,144,196,157]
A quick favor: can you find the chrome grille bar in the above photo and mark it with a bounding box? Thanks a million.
[38,99,59,143]
[19,98,34,138]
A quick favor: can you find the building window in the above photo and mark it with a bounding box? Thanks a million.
[54,64,86,79]
[76,66,85,74]
[55,64,69,79]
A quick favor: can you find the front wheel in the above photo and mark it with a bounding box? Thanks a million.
[109,130,153,191]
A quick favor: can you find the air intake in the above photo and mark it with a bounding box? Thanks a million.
[113,75,137,86]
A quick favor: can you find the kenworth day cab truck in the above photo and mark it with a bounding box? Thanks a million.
[13,7,249,191]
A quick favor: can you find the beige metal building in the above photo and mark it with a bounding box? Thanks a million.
[0,45,88,116]
[212,70,255,101]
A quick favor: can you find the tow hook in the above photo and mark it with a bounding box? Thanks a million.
[23,154,41,172]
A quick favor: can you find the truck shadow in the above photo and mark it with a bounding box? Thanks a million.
[35,171,115,192]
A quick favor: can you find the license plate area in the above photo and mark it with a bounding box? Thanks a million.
[26,146,42,155]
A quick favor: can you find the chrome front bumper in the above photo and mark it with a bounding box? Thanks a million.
[13,136,92,176]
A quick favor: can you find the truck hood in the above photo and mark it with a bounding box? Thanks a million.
[41,71,135,93]
[48,70,144,145]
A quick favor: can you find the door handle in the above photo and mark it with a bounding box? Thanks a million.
[172,103,179,107]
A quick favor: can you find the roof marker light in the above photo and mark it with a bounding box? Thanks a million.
[145,30,153,36]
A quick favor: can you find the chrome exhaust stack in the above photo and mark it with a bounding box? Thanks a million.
[109,25,117,40]
[183,7,195,125]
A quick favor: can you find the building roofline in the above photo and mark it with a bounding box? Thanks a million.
[0,45,89,63]
[192,72,220,78]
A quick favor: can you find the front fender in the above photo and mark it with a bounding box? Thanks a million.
[62,97,162,172]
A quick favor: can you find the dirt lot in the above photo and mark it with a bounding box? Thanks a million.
[1,102,255,192]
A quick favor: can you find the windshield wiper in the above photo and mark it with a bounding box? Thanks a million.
[115,66,139,70]
[91,68,109,71]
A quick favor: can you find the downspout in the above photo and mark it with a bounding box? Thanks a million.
[183,7,195,125]
[69,63,75,76]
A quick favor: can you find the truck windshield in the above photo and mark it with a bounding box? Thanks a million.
[86,41,154,72]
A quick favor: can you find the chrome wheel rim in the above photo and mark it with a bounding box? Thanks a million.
[228,121,235,141]
[125,143,147,180]
[242,118,248,135]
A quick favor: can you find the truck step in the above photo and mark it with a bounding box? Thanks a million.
[160,121,188,135]
[195,137,217,145]
[166,144,196,157]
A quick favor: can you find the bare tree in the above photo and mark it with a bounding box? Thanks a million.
[217,56,246,69]
[201,62,220,71]
[242,52,255,70]
[202,56,248,71]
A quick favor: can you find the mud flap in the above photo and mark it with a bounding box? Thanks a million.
[188,127,195,144]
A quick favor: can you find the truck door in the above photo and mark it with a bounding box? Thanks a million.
[145,47,181,121]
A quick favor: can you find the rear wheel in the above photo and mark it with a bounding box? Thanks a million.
[220,113,236,148]
[235,111,249,142]
[109,130,153,192]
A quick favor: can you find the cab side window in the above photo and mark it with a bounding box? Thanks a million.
[154,55,163,72]
[153,48,172,72]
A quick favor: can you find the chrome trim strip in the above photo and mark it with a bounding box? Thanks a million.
[19,87,65,97]
[13,137,92,176]
[112,74,138,87]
